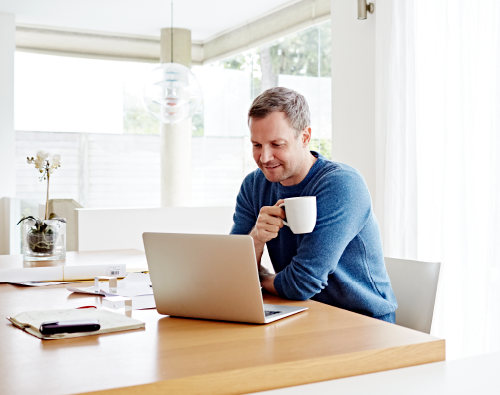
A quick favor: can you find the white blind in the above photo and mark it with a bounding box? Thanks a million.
[16,131,256,209]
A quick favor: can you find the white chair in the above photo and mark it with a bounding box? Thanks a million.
[384,257,441,334]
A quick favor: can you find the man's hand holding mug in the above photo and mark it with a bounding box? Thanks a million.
[250,196,317,245]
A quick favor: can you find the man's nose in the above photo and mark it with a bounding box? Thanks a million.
[260,146,274,163]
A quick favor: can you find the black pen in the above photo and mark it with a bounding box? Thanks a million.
[39,319,100,335]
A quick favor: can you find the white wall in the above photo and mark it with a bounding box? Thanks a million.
[331,0,376,203]
[0,197,21,255]
[77,206,236,251]
[0,13,16,199]
[76,205,274,271]
[0,13,16,255]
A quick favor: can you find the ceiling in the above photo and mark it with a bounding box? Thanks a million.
[0,0,298,42]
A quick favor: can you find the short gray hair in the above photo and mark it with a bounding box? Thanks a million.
[248,87,310,137]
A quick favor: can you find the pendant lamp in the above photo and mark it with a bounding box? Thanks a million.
[142,1,202,125]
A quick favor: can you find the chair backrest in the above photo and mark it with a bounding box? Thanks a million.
[384,257,441,334]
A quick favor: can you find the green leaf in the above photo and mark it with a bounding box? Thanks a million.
[17,216,37,225]
[48,213,66,223]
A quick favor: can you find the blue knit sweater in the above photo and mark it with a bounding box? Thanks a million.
[230,152,397,322]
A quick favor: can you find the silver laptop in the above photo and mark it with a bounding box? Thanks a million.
[142,233,307,324]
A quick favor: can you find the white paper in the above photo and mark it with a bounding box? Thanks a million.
[63,263,126,281]
[0,266,64,283]
[103,294,156,310]
[129,295,156,310]
[67,272,153,297]
[9,281,70,287]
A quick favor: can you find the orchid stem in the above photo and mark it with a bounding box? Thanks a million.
[45,167,50,221]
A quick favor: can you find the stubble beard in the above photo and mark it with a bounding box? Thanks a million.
[258,158,301,184]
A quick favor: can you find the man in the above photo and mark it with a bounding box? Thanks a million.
[230,87,397,323]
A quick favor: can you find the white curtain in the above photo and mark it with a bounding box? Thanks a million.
[376,0,500,360]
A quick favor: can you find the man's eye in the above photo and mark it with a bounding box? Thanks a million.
[273,144,283,147]
[253,144,261,148]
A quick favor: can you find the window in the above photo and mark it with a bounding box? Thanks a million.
[14,21,331,209]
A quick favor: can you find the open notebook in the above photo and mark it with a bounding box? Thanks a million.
[7,308,145,340]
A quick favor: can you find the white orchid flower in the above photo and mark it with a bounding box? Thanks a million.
[51,154,61,168]
[34,158,45,169]
[27,150,61,221]
[29,150,61,178]
[36,150,49,160]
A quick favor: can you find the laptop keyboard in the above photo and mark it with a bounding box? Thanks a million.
[265,310,282,317]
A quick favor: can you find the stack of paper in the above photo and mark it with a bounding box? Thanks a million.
[7,308,145,340]
[0,249,146,283]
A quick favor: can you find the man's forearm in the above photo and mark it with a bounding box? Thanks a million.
[250,227,278,294]
[260,273,278,295]
[249,227,265,266]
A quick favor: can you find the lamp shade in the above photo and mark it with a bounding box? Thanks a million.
[142,63,202,125]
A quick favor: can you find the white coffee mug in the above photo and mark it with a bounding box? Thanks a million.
[278,196,317,234]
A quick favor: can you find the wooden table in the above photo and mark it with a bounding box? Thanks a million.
[0,252,445,395]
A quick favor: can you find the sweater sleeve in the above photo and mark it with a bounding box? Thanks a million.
[273,169,372,301]
[230,172,257,235]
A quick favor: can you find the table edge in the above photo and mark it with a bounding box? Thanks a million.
[80,339,446,395]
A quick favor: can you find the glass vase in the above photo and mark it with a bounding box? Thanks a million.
[22,218,66,261]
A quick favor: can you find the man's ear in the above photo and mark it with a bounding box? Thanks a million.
[302,126,312,147]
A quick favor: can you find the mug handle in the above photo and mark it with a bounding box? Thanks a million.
[278,203,289,227]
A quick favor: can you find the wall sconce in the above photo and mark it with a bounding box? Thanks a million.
[357,0,374,20]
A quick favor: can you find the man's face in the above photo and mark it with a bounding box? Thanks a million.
[249,111,310,186]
